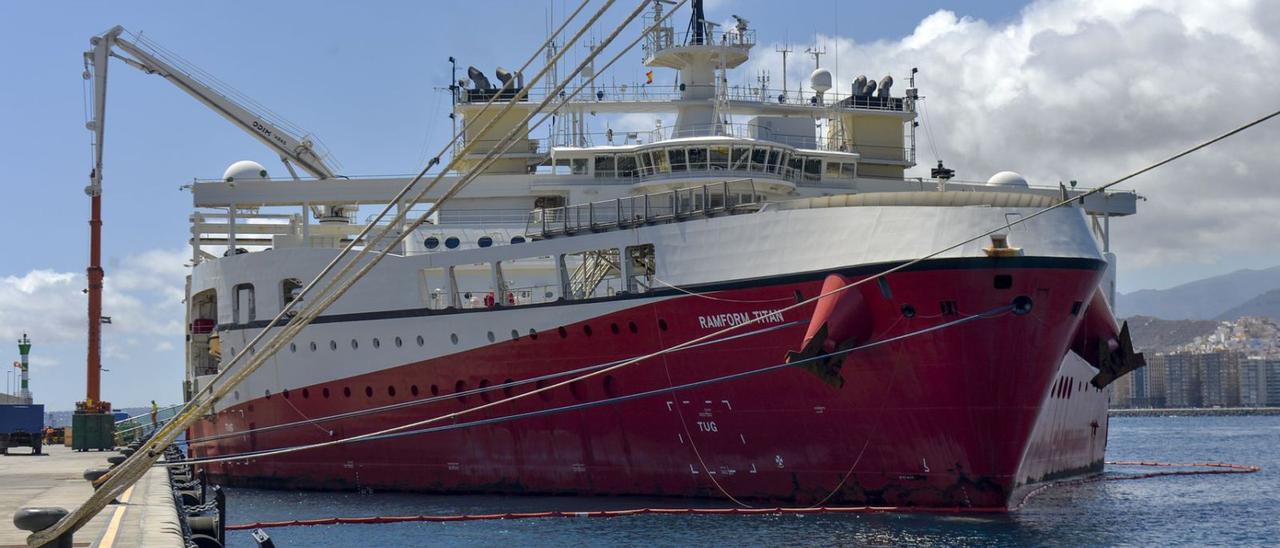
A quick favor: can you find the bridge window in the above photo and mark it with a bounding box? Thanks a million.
[732,146,750,170]
[571,158,588,175]
[842,163,857,178]
[280,278,303,310]
[804,157,822,181]
[750,147,768,172]
[825,160,842,179]
[425,236,440,249]
[766,149,781,173]
[617,154,637,177]
[478,236,493,248]
[594,155,615,177]
[687,147,708,171]
[445,236,460,249]
[710,146,730,170]
[638,150,654,176]
[667,148,686,172]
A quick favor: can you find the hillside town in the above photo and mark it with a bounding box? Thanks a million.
[1112,316,1280,408]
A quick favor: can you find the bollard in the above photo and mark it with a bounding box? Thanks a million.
[82,468,120,504]
[107,454,127,465]
[120,447,135,457]
[13,507,72,548]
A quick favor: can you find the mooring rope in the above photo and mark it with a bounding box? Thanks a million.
[221,461,1262,531]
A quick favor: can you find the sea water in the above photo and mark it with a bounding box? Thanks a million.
[223,416,1280,547]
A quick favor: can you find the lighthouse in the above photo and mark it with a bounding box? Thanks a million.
[16,333,32,404]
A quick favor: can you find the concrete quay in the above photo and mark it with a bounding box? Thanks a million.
[1110,407,1280,417]
[0,444,182,548]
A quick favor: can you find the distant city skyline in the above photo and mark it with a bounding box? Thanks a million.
[1,0,1278,410]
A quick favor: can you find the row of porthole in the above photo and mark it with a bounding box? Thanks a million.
[248,374,619,403]
[424,235,527,250]
[276,317,672,355]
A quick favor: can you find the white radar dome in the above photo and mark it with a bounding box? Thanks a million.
[810,68,832,93]
[223,160,270,183]
[986,171,1030,188]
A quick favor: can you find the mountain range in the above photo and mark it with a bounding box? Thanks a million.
[1117,266,1280,321]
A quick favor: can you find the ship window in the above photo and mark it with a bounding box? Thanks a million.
[617,154,637,177]
[283,389,290,399]
[559,326,568,338]
[431,384,439,396]
[628,321,638,333]
[825,160,842,178]
[503,379,515,397]
[372,338,381,349]
[594,155,616,177]
[478,236,493,248]
[710,146,730,170]
[511,236,526,244]
[388,385,396,397]
[322,387,330,398]
[803,157,822,181]
[583,324,593,336]
[1070,301,1083,316]
[529,328,538,339]
[658,318,669,331]
[289,343,296,353]
[638,150,653,175]
[310,341,317,352]
[445,236,460,249]
[329,340,337,351]
[233,283,256,324]
[365,386,373,397]
[302,388,309,399]
[281,278,303,310]
[841,162,857,179]
[571,158,589,175]
[994,275,1013,290]
[350,339,358,350]
[731,146,751,170]
[343,387,351,398]
[511,329,520,340]
[479,379,492,402]
[451,333,459,344]
[787,154,803,176]
[394,336,403,347]
[487,331,495,342]
[455,380,468,403]
[416,335,425,346]
[667,148,686,171]
[410,385,419,397]
[653,150,670,173]
[750,147,768,171]
[687,147,708,171]
[425,236,440,249]
[766,149,781,173]
[610,322,620,334]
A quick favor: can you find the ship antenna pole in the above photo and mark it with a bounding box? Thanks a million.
[775,42,792,101]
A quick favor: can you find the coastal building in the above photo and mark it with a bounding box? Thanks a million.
[1199,351,1240,407]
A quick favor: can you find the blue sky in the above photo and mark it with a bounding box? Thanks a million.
[1,0,1277,410]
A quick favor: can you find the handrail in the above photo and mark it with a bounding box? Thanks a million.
[532,178,761,238]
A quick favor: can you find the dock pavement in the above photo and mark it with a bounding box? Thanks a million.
[0,444,183,548]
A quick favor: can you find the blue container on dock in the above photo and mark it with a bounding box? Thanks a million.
[0,403,45,455]
[113,411,129,422]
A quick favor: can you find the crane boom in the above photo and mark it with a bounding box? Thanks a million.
[84,25,338,181]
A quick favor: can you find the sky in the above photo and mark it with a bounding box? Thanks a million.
[1,0,1277,410]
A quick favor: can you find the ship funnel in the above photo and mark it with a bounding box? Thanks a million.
[467,66,493,90]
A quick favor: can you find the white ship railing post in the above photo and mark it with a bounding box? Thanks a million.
[227,203,236,254]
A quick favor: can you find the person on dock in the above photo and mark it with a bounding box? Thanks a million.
[150,400,159,430]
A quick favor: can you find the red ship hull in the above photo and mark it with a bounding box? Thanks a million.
[189,257,1109,509]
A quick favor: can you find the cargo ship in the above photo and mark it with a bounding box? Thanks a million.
[87,1,1143,509]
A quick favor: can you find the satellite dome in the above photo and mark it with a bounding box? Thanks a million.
[986,171,1029,188]
[810,68,832,93]
[223,160,269,183]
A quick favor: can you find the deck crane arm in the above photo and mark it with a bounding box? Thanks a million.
[84,25,337,182]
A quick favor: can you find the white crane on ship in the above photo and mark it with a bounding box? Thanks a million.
[83,25,352,221]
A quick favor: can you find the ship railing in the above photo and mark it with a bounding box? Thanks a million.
[642,26,756,58]
[542,82,910,114]
[530,178,762,238]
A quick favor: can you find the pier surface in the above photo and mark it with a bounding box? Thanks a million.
[1110,407,1280,417]
[0,445,182,548]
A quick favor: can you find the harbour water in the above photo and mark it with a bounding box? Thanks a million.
[224,416,1279,547]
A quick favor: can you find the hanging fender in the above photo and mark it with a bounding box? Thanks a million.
[785,273,872,388]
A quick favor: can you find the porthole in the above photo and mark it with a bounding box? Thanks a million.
[511,329,520,340]
[583,325,593,336]
[535,379,552,401]
[388,385,396,397]
[445,236,460,249]
[234,390,240,401]
[290,343,297,353]
[395,336,403,347]
[569,381,584,400]
[417,335,425,347]
[372,338,381,349]
[479,380,492,402]
[628,321,638,334]
[450,333,459,345]
[901,304,916,318]
[477,236,493,248]
[503,379,514,397]
[322,387,331,398]
[431,384,440,396]
[529,329,538,340]
[511,236,526,244]
[310,341,317,352]
[265,390,272,399]
[302,388,310,399]
[351,339,359,350]
[425,236,440,249]
[658,319,668,331]
[329,340,337,351]
[343,387,351,398]
[455,380,468,402]
[558,326,568,338]
[610,323,620,334]
[487,331,496,342]
[283,389,290,399]
[411,385,420,397]
[365,386,373,398]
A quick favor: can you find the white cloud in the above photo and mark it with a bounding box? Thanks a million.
[743,0,1280,281]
